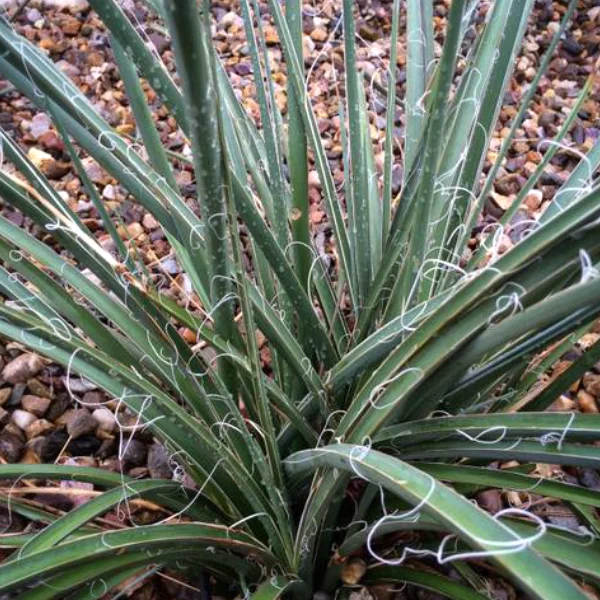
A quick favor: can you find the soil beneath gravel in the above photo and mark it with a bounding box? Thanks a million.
[0,0,599,598]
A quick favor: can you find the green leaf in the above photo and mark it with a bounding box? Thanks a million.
[401,439,600,469]
[285,444,587,599]
[20,480,220,556]
[0,524,276,593]
[251,575,305,600]
[364,566,489,600]
[343,0,373,304]
[163,0,234,354]
[404,0,434,175]
[376,413,600,447]
[416,463,600,508]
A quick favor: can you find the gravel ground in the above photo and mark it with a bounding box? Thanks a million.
[0,0,599,597]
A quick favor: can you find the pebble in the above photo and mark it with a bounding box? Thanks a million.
[310,27,328,42]
[8,383,26,407]
[97,438,117,459]
[523,189,543,211]
[147,442,173,479]
[66,409,98,439]
[583,373,600,397]
[148,32,169,55]
[62,377,97,393]
[71,435,102,457]
[82,157,106,184]
[44,0,89,9]
[490,191,514,211]
[45,394,70,422]
[2,353,44,384]
[340,558,367,585]
[81,391,105,408]
[27,378,52,398]
[579,468,600,490]
[122,438,148,468]
[102,184,116,200]
[221,11,241,30]
[549,395,576,411]
[29,113,51,139]
[26,147,69,179]
[26,9,42,23]
[578,390,598,414]
[142,213,159,230]
[477,489,503,513]
[26,419,55,440]
[0,388,11,406]
[40,430,69,462]
[159,257,180,275]
[92,408,116,432]
[0,431,24,463]
[11,409,37,430]
[538,110,556,128]
[118,222,144,239]
[21,395,52,417]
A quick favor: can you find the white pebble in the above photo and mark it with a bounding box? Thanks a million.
[11,410,36,430]
[92,408,116,432]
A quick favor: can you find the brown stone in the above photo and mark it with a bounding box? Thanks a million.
[26,419,55,440]
[2,353,44,384]
[477,489,503,513]
[549,395,576,411]
[310,28,328,42]
[578,390,599,413]
[583,372,600,396]
[340,558,367,585]
[0,388,12,406]
[0,430,24,463]
[21,395,52,417]
[66,409,97,439]
[27,378,52,398]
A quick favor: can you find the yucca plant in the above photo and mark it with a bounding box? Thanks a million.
[0,0,599,597]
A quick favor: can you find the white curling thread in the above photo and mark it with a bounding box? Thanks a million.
[366,475,436,565]
[188,224,205,249]
[229,512,269,531]
[19,327,57,352]
[436,508,547,562]
[210,416,247,441]
[346,440,375,480]
[539,411,575,452]
[133,460,224,528]
[487,291,524,323]
[315,410,348,447]
[206,212,230,240]
[421,259,468,283]
[455,425,508,444]
[16,42,45,99]
[144,330,179,368]
[368,507,548,567]
[506,219,541,241]
[376,303,428,346]
[579,249,600,283]
[367,368,423,410]
[545,521,595,546]
[88,578,109,599]
[446,68,484,125]
[197,291,238,331]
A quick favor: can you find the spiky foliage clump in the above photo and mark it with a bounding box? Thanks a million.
[0,0,599,598]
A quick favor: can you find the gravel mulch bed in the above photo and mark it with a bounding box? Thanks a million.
[0,0,599,597]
